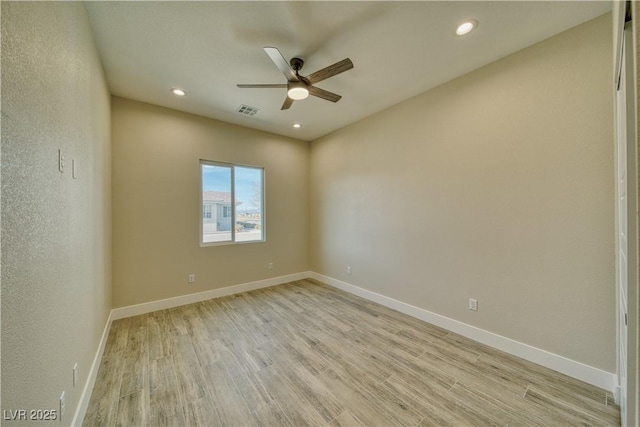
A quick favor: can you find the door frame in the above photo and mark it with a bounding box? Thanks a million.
[614,3,639,425]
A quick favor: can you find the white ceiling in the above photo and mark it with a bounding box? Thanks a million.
[86,1,611,142]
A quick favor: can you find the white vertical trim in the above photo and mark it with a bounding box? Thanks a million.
[199,158,205,246]
[230,164,236,242]
[614,29,626,408]
[310,272,617,393]
[71,311,113,427]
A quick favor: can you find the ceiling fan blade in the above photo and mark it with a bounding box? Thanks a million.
[237,84,287,88]
[264,47,299,82]
[281,96,294,110]
[305,58,353,85]
[308,86,342,103]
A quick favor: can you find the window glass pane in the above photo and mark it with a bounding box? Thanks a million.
[201,164,232,243]
[234,166,263,242]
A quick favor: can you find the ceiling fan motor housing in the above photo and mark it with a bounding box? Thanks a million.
[290,57,304,73]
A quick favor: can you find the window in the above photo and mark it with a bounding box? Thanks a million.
[203,205,212,219]
[200,160,264,245]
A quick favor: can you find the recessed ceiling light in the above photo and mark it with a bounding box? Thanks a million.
[171,88,186,96]
[456,20,477,36]
[293,123,302,128]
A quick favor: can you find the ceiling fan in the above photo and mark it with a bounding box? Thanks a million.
[237,47,354,110]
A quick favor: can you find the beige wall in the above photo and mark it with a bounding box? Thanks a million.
[111,97,309,307]
[0,5,616,423]
[310,14,615,371]
[1,2,111,425]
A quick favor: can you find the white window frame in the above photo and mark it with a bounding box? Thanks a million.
[199,159,265,246]
[203,204,212,219]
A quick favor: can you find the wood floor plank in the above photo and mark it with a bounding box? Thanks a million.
[476,354,620,425]
[315,367,400,427]
[305,336,389,386]
[523,386,605,426]
[102,318,130,359]
[329,410,365,427]
[224,334,273,375]
[215,346,273,412]
[148,357,186,426]
[182,305,220,367]
[527,385,619,426]
[82,356,125,427]
[172,336,207,406]
[183,395,221,427]
[250,400,293,427]
[273,363,345,422]
[195,300,236,341]
[166,306,188,336]
[83,280,620,427]
[115,390,149,427]
[261,287,306,315]
[257,365,328,426]
[357,338,457,391]
[380,379,456,427]
[395,323,451,343]
[381,374,500,427]
[147,310,171,361]
[479,345,610,406]
[201,358,255,426]
[418,343,528,400]
[448,381,541,427]
[119,316,147,398]
[264,336,330,376]
[173,331,201,367]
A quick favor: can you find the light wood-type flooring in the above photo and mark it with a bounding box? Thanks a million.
[83,279,620,426]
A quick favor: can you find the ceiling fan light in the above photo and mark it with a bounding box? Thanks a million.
[287,86,309,100]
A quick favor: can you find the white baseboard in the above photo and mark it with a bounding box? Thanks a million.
[73,269,616,425]
[71,310,113,427]
[310,272,617,394]
[111,271,311,320]
[613,384,622,405]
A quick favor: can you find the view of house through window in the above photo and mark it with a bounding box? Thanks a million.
[201,160,264,244]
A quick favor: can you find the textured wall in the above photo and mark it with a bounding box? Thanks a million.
[111,97,309,308]
[1,2,111,425]
[310,14,615,371]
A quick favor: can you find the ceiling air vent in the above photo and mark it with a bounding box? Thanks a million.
[237,104,259,116]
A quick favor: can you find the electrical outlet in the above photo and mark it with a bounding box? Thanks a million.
[347,266,352,274]
[188,274,195,283]
[268,262,273,270]
[59,391,66,419]
[73,363,78,387]
[468,298,478,311]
